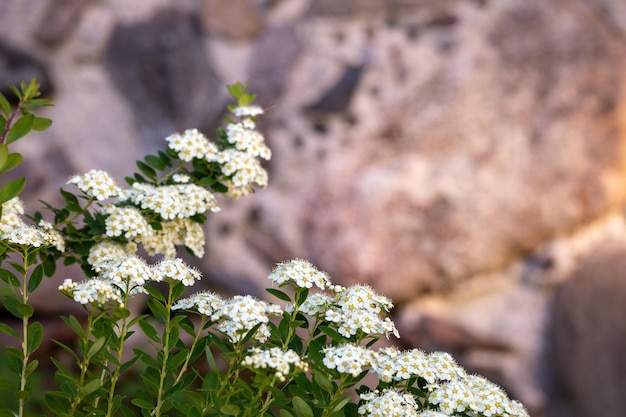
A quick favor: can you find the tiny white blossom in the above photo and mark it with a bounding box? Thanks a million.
[67,169,121,200]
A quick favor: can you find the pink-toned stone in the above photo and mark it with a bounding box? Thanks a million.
[198,0,264,39]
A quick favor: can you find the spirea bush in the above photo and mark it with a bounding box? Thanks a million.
[0,79,529,417]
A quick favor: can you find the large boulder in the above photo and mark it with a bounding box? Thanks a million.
[549,242,626,417]
[276,0,626,302]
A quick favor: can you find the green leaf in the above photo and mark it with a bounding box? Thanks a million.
[136,160,157,180]
[220,405,241,416]
[6,113,35,144]
[131,398,154,410]
[292,396,314,417]
[0,116,5,139]
[145,285,165,303]
[0,152,22,174]
[22,98,53,109]
[0,92,11,116]
[318,325,344,343]
[266,288,291,302]
[3,295,26,319]
[0,322,18,338]
[145,154,166,171]
[314,371,334,393]
[329,395,352,415]
[32,116,52,131]
[0,144,8,171]
[24,358,39,377]
[27,322,44,354]
[61,315,85,338]
[147,298,168,323]
[138,319,160,343]
[0,268,20,286]
[280,409,296,417]
[0,177,26,204]
[41,253,57,276]
[8,83,21,100]
[79,379,101,397]
[87,336,107,359]
[210,182,229,193]
[27,264,44,293]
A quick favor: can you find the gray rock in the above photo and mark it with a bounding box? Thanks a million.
[104,8,225,150]
[549,244,626,417]
[34,0,87,45]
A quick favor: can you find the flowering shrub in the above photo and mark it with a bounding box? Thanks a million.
[0,79,529,417]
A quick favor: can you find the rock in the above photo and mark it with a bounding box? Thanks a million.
[297,0,626,301]
[247,26,301,105]
[198,0,264,39]
[549,243,626,417]
[34,0,87,45]
[394,266,552,414]
[104,8,225,150]
[0,41,53,102]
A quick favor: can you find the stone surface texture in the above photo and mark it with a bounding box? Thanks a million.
[2,0,626,415]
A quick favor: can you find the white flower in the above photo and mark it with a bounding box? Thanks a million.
[152,258,201,286]
[232,105,264,117]
[173,291,225,317]
[242,347,308,381]
[59,278,123,306]
[122,183,219,220]
[88,241,138,272]
[268,259,332,290]
[358,390,419,417]
[165,129,218,162]
[214,295,283,343]
[322,344,372,377]
[139,217,205,259]
[104,206,150,240]
[67,169,121,200]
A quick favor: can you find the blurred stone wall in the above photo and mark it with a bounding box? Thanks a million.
[2,0,626,415]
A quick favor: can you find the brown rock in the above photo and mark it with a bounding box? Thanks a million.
[549,244,626,417]
[34,0,87,45]
[297,0,626,301]
[198,0,264,39]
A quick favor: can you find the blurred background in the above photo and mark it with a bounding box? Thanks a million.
[2,0,626,415]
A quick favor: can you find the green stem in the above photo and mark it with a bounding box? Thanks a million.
[151,283,175,417]
[173,315,207,386]
[156,161,187,185]
[320,374,350,417]
[243,375,277,417]
[69,306,97,414]
[203,339,246,413]
[105,301,131,417]
[0,99,24,144]
[17,248,31,417]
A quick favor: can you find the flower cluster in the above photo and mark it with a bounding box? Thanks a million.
[152,258,200,286]
[0,198,65,251]
[355,348,529,417]
[104,206,150,239]
[242,347,308,382]
[176,293,283,343]
[122,183,220,220]
[139,218,205,258]
[322,344,372,377]
[61,252,200,305]
[59,278,122,306]
[172,290,224,317]
[269,258,332,290]
[165,128,219,162]
[358,390,419,417]
[67,169,121,201]
[325,285,399,339]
